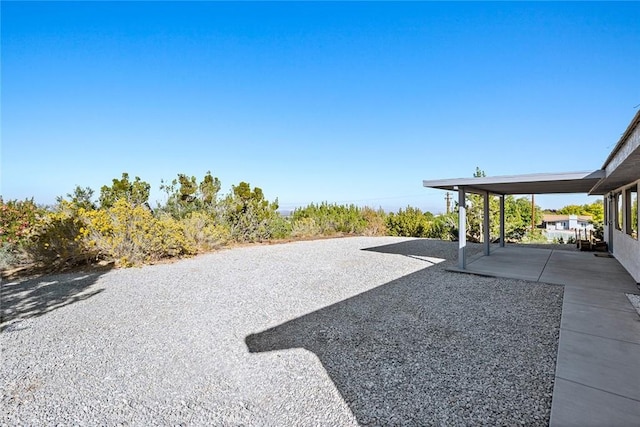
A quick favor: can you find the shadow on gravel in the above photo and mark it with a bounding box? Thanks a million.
[1,268,111,331]
[246,248,560,425]
[361,238,475,264]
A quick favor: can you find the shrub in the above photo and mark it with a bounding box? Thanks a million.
[0,197,40,246]
[428,213,458,240]
[0,197,42,268]
[386,206,432,237]
[291,217,321,238]
[0,243,19,270]
[180,211,230,252]
[99,173,150,208]
[266,214,292,240]
[222,182,280,243]
[83,199,194,266]
[26,201,93,267]
[361,207,387,236]
[291,202,368,235]
[158,171,222,219]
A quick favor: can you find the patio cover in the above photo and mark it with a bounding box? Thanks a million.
[422,170,605,195]
[423,170,605,269]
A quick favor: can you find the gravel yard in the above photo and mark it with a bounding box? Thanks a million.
[1,237,563,426]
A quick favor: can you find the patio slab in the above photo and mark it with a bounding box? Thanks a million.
[560,301,640,344]
[562,286,638,313]
[448,246,552,281]
[447,245,640,426]
[554,330,640,401]
[549,378,640,427]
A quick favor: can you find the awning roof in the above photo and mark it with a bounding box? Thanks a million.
[423,170,605,195]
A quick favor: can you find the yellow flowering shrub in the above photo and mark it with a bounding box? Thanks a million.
[180,211,230,252]
[83,199,195,267]
[27,201,95,266]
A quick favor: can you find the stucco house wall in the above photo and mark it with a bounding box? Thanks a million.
[601,115,640,283]
[605,178,640,283]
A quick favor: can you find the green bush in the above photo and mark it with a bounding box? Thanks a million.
[291,202,368,235]
[291,217,321,238]
[429,213,458,240]
[158,171,222,219]
[386,206,433,237]
[361,207,387,236]
[0,197,42,268]
[222,182,281,243]
[266,215,292,240]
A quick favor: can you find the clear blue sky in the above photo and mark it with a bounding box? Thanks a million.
[2,2,639,213]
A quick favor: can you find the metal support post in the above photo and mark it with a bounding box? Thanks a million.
[484,191,490,256]
[499,195,505,247]
[458,187,466,269]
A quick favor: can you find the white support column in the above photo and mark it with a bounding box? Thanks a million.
[458,187,466,269]
[483,191,490,256]
[499,195,505,247]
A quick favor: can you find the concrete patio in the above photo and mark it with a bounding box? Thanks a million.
[449,245,640,426]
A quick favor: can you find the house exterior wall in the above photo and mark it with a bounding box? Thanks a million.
[613,229,640,282]
[605,178,640,283]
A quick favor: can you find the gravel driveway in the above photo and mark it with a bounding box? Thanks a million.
[1,237,563,426]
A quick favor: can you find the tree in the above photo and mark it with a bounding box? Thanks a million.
[555,201,604,227]
[159,171,222,218]
[429,212,458,240]
[222,182,280,242]
[461,168,544,243]
[56,185,96,210]
[385,206,432,237]
[465,167,494,242]
[200,171,221,206]
[99,173,150,208]
[504,196,543,241]
[557,204,583,216]
[583,201,604,225]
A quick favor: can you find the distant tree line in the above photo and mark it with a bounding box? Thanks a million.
[0,169,604,271]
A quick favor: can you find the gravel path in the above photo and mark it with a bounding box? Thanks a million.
[1,237,563,426]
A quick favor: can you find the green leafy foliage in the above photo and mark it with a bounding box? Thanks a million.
[0,197,41,268]
[386,206,433,237]
[57,185,96,211]
[429,212,458,240]
[291,202,369,235]
[222,182,281,243]
[159,171,222,219]
[99,173,150,208]
[556,201,604,225]
[463,168,544,243]
[3,167,603,271]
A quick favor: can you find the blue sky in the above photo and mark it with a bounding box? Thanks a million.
[2,2,639,213]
